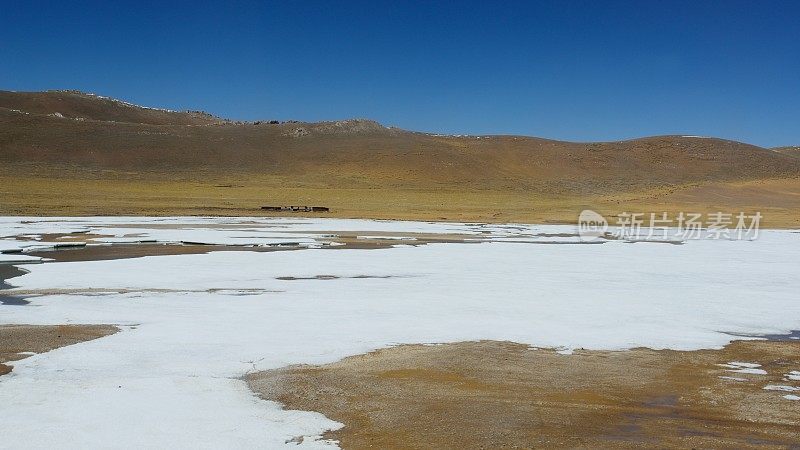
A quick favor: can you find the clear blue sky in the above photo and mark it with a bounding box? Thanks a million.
[1,1,798,147]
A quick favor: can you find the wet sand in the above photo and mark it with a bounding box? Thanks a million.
[249,340,800,449]
[0,324,118,376]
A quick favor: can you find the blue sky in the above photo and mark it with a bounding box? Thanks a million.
[1,0,798,147]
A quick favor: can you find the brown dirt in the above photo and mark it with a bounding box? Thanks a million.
[248,340,800,449]
[18,232,476,265]
[23,242,280,263]
[0,324,118,376]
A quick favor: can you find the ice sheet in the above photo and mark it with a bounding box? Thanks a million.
[1,217,799,448]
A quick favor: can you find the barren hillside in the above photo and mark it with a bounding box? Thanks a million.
[2,90,799,224]
[774,146,800,159]
[0,90,223,126]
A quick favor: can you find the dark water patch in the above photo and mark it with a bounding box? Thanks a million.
[534,232,580,238]
[622,240,684,245]
[0,295,30,305]
[179,240,222,246]
[761,330,800,341]
[0,264,28,290]
[492,225,529,232]
[724,330,800,342]
[0,264,31,305]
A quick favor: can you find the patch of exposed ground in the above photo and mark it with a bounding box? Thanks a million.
[248,340,800,449]
[0,324,118,376]
[15,233,479,263]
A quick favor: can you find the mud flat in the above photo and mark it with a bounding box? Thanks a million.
[249,340,800,449]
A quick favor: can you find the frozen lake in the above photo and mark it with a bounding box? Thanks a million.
[1,217,799,449]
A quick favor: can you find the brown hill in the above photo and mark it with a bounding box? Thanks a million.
[773,146,800,159]
[0,90,223,126]
[2,90,800,225]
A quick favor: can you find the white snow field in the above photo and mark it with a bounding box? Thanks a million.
[1,217,799,449]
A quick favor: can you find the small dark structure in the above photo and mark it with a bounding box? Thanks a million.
[261,205,330,213]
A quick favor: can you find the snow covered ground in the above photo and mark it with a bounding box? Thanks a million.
[1,217,799,449]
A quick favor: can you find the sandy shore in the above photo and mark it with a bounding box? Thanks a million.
[249,340,800,448]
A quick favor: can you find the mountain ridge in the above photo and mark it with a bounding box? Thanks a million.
[2,90,797,148]
[3,90,798,187]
